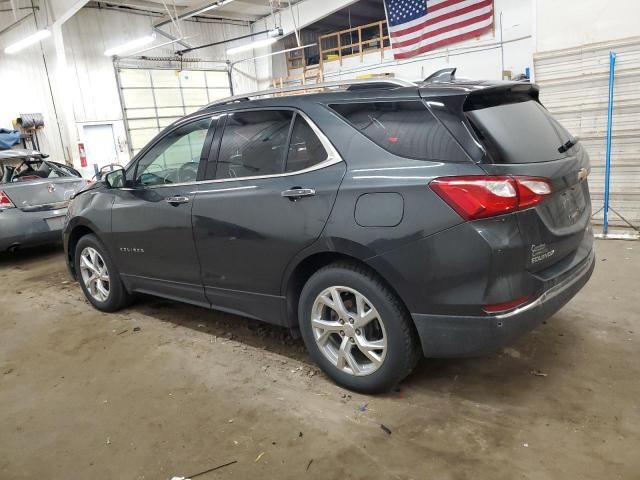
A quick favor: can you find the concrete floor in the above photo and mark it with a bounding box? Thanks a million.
[0,239,638,479]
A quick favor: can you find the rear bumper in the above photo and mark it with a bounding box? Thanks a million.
[412,248,595,357]
[0,207,67,251]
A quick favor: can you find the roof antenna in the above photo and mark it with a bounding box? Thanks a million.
[423,68,457,83]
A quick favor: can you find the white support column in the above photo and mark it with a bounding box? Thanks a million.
[45,0,89,166]
[48,23,79,166]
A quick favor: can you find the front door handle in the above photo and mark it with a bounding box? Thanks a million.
[281,188,316,201]
[165,195,190,205]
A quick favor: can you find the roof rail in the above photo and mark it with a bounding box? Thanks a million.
[203,78,415,108]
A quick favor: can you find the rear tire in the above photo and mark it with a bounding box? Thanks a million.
[74,234,131,312]
[298,262,420,393]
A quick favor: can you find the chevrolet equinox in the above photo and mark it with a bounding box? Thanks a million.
[64,75,595,393]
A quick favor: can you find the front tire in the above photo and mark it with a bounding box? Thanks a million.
[298,262,420,393]
[74,234,131,312]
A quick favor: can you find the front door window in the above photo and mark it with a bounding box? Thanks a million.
[135,117,212,186]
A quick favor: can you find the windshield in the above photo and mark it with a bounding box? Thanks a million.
[465,96,574,164]
[0,159,79,184]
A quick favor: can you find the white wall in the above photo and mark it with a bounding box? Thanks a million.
[270,0,533,85]
[0,5,257,168]
[0,13,66,161]
[535,0,640,52]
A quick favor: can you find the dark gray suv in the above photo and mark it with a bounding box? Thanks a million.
[64,77,595,393]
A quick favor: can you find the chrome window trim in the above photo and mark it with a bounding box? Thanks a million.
[142,109,344,190]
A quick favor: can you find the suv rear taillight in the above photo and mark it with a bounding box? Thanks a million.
[0,191,15,210]
[430,176,552,220]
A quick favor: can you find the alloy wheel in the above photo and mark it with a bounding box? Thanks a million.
[311,286,387,376]
[79,247,110,302]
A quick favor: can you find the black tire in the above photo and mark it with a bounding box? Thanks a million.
[74,234,132,312]
[298,262,421,394]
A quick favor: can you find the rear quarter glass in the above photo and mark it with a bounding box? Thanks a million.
[328,100,469,162]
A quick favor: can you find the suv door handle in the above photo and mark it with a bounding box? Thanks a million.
[165,195,190,205]
[281,188,316,200]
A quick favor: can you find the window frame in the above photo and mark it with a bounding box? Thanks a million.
[126,113,219,188]
[202,107,342,183]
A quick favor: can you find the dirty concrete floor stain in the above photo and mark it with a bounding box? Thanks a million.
[0,240,639,479]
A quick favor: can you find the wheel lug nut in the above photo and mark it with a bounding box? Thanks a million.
[355,329,361,335]
[339,319,345,325]
[349,337,355,343]
[340,330,345,336]
[348,318,354,324]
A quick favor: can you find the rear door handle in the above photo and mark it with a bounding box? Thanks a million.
[165,195,190,205]
[281,188,316,200]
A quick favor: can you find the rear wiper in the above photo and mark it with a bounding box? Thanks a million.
[558,137,578,153]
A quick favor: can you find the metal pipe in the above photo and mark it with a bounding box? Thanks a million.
[603,50,617,235]
[177,29,270,55]
[226,60,234,95]
[287,0,300,47]
[0,11,32,36]
[153,26,191,49]
[499,11,505,79]
[230,43,317,66]
[154,0,235,27]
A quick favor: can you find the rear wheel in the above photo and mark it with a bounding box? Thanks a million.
[74,234,131,312]
[299,262,420,393]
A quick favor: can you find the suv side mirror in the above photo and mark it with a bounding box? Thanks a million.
[104,168,126,189]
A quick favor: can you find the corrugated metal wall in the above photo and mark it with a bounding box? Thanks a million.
[535,37,640,230]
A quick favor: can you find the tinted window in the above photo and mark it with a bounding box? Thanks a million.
[285,115,328,172]
[465,96,573,164]
[329,101,459,160]
[215,110,293,179]
[135,117,211,186]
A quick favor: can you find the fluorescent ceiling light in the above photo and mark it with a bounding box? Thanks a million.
[188,0,235,18]
[104,35,156,56]
[4,29,51,54]
[227,37,277,56]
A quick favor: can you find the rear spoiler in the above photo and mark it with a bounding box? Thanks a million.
[464,83,540,111]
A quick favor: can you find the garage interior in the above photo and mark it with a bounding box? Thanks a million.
[1,0,639,479]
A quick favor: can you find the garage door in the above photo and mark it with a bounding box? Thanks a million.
[116,67,230,156]
[534,37,640,230]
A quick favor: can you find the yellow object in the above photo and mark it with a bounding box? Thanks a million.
[356,73,395,79]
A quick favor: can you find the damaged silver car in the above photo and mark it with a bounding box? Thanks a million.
[0,149,88,252]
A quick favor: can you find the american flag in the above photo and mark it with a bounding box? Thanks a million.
[384,0,494,60]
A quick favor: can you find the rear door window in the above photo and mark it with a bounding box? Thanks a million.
[465,95,574,164]
[214,110,293,179]
[329,101,463,161]
[285,115,328,173]
[211,110,330,179]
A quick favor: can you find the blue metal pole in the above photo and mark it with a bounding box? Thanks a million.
[603,51,616,235]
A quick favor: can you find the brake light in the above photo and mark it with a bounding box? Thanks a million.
[482,295,530,314]
[430,176,552,220]
[0,191,15,209]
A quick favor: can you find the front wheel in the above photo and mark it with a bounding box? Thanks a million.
[298,262,420,393]
[74,234,131,312]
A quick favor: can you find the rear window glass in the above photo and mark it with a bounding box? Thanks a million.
[0,159,77,184]
[329,101,464,161]
[465,96,574,164]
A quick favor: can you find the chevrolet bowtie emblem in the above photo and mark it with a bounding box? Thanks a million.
[577,168,589,181]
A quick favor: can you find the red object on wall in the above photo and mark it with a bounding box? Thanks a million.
[78,143,87,167]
